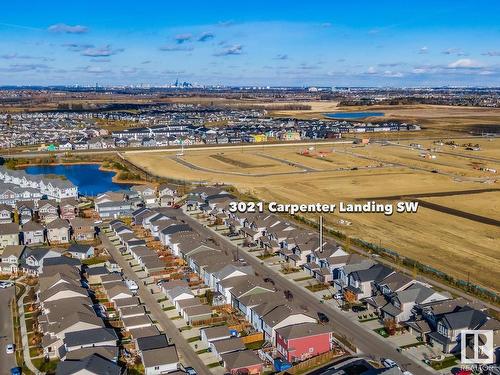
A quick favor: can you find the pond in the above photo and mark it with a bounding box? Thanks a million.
[24,164,132,196]
[324,111,385,119]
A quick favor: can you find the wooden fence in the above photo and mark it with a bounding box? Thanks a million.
[279,350,346,375]
[241,332,263,344]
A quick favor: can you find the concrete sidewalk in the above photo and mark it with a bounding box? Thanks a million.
[16,282,41,375]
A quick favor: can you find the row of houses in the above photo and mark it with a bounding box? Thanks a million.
[0,216,95,250]
[0,167,78,201]
[117,206,339,369]
[0,198,78,229]
[0,243,96,276]
[33,255,124,374]
[86,264,181,375]
[190,186,500,360]
[94,183,179,219]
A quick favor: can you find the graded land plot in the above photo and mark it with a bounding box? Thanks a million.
[343,143,500,180]
[262,146,387,171]
[180,150,302,174]
[125,146,500,291]
[397,137,500,161]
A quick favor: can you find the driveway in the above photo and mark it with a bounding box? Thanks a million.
[0,286,17,375]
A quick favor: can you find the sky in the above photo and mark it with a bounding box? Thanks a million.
[1,1,499,87]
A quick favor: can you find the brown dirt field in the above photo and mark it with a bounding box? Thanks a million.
[125,143,500,291]
[420,192,500,221]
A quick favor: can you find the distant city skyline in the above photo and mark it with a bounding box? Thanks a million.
[1,0,500,87]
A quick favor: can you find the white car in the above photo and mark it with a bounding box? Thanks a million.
[5,343,14,354]
[382,358,398,369]
[0,282,13,289]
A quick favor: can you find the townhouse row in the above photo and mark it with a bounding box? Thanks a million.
[0,167,78,201]
[0,215,95,251]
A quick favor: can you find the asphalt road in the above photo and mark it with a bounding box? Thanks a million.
[0,286,17,375]
[100,233,212,375]
[180,210,437,375]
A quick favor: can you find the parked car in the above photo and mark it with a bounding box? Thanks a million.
[333,293,344,300]
[317,312,329,324]
[6,343,15,354]
[10,367,21,375]
[382,358,398,369]
[352,305,367,313]
[185,367,197,375]
[0,281,13,289]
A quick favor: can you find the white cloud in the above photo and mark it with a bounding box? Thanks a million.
[48,23,88,34]
[448,58,483,68]
[418,46,428,54]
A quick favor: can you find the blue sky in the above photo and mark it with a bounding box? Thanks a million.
[1,1,499,87]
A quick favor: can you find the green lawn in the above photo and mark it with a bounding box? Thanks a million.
[32,358,60,373]
[429,356,458,370]
[294,276,313,282]
[305,283,329,292]
[373,328,389,338]
[207,362,222,368]
[245,340,265,350]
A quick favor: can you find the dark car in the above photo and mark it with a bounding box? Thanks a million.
[317,312,329,323]
[352,305,367,313]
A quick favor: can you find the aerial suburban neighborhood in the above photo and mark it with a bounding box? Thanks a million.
[0,1,499,375]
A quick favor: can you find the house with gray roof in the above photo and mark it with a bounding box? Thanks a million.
[55,353,122,375]
[63,327,118,352]
[140,345,179,375]
[200,325,232,344]
[22,220,45,245]
[210,336,245,360]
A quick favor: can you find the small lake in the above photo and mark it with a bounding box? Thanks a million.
[324,111,385,119]
[24,164,132,196]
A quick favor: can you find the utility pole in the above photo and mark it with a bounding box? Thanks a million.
[319,215,323,253]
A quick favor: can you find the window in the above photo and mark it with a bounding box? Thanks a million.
[309,347,314,353]
[437,323,448,336]
[154,366,160,370]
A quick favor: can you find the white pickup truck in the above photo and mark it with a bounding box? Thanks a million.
[125,279,139,293]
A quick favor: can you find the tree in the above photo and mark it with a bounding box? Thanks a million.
[383,318,397,336]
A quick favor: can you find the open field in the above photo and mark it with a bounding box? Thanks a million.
[124,139,500,291]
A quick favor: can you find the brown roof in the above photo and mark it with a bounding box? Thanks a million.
[22,220,44,232]
[1,244,25,258]
[183,304,212,317]
[221,349,263,370]
[46,217,70,229]
[0,222,19,235]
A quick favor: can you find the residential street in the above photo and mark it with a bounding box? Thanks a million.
[100,233,212,375]
[180,209,437,375]
[0,286,17,375]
